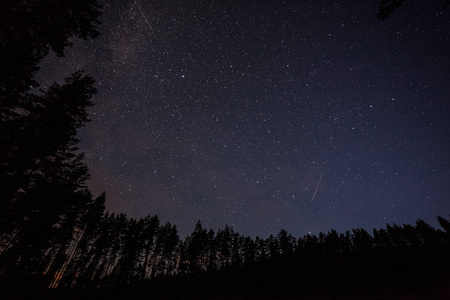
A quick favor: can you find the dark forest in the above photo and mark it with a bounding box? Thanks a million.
[1,1,450,299]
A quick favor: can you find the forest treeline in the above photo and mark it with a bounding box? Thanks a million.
[3,207,450,290]
[2,203,450,296]
[1,1,450,298]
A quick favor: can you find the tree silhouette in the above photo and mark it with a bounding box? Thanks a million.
[54,193,106,288]
[139,215,160,279]
[242,236,257,266]
[323,229,340,259]
[0,0,102,286]
[0,0,101,109]
[277,229,296,256]
[185,221,209,272]
[378,0,405,19]
[351,228,373,255]
[437,215,450,245]
[378,0,450,19]
[158,222,180,275]
[0,72,98,282]
[216,225,234,268]
[205,229,218,271]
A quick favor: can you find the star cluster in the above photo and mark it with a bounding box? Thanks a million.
[38,0,450,237]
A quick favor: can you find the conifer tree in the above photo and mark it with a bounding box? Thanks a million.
[0,0,102,284]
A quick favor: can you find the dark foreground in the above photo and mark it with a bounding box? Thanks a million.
[3,265,450,300]
[3,284,450,300]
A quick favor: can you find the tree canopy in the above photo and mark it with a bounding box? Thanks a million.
[0,0,103,285]
[378,0,450,19]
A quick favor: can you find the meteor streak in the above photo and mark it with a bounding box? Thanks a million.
[135,0,152,30]
[311,173,323,203]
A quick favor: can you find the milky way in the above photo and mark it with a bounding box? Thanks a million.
[38,0,450,237]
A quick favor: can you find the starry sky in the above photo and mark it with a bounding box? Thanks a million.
[38,0,450,238]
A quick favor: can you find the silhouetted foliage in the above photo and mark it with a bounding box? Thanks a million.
[378,0,405,19]
[0,0,102,288]
[0,0,101,106]
[378,0,450,19]
[2,201,450,297]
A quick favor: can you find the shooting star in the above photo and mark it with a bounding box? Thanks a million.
[310,173,323,203]
[135,0,152,30]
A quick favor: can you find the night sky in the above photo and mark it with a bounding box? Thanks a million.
[38,0,450,238]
